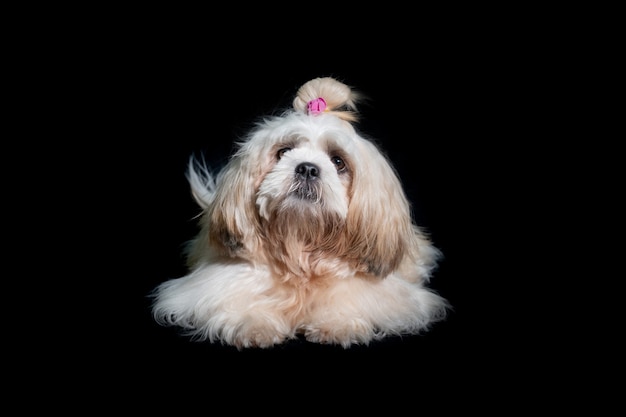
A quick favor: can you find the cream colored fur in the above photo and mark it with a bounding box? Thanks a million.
[151,77,448,349]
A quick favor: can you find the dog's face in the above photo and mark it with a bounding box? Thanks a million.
[255,114,354,224]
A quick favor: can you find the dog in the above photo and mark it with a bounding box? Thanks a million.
[150,77,449,349]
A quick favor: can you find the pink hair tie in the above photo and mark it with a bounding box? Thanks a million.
[307,97,327,115]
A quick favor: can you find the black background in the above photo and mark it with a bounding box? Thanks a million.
[106,61,509,366]
[14,6,604,410]
[44,18,541,400]
[99,57,508,356]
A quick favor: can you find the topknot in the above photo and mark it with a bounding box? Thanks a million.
[293,77,361,122]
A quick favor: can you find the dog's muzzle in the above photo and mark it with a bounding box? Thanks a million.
[291,162,321,201]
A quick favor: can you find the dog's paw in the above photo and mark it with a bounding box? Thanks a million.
[302,320,379,348]
[230,330,290,350]
[222,318,296,350]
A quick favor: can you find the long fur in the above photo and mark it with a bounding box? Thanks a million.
[151,77,449,349]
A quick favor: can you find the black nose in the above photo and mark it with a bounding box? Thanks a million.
[295,162,319,179]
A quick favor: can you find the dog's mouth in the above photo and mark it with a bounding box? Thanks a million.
[289,180,321,202]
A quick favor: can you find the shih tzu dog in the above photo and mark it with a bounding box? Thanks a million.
[151,77,448,349]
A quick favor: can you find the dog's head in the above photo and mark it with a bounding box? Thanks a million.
[186,77,437,281]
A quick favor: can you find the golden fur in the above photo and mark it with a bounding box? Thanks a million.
[151,77,449,349]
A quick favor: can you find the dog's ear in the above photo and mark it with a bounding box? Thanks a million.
[183,145,262,266]
[344,139,430,278]
[206,153,260,256]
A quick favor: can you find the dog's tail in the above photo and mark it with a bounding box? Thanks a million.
[186,154,216,210]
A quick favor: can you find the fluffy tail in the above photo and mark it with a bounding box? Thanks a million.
[186,155,217,209]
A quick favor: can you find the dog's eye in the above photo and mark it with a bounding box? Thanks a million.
[277,147,292,160]
[331,156,346,172]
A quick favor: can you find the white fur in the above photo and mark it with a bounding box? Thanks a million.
[151,77,449,349]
